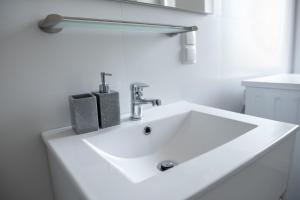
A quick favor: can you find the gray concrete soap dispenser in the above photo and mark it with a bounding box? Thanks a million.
[93,72,120,129]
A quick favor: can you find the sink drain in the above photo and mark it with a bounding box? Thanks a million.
[157,160,178,171]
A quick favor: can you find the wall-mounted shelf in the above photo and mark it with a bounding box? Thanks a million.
[38,14,198,36]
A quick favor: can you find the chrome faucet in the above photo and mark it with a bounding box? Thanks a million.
[130,82,161,120]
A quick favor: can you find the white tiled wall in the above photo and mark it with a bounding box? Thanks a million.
[0,0,295,199]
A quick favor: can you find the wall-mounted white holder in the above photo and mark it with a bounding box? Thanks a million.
[182,31,197,64]
[182,46,196,64]
[183,31,196,45]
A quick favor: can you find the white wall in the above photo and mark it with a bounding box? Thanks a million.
[0,0,295,199]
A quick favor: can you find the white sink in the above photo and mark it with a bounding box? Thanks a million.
[84,111,256,183]
[42,101,298,200]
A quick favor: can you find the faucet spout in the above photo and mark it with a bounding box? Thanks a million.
[137,98,161,106]
[153,99,162,106]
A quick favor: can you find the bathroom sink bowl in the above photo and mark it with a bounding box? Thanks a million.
[42,101,298,200]
[84,111,256,183]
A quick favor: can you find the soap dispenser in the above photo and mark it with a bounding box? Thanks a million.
[93,72,120,129]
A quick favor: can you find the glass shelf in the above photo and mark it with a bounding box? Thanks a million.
[39,14,198,36]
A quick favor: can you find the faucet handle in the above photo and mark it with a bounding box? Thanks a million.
[130,82,149,90]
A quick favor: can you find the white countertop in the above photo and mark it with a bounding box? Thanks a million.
[242,74,300,90]
[42,101,298,200]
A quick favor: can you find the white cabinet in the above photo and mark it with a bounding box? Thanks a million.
[243,74,300,200]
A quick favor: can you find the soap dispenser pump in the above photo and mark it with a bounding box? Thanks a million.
[93,72,120,129]
[99,72,112,93]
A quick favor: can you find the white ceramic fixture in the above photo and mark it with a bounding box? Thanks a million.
[42,101,298,200]
[243,74,300,200]
[182,32,197,64]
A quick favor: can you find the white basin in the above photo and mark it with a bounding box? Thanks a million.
[84,111,256,183]
[42,101,298,200]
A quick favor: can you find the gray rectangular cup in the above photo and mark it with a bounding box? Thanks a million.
[69,93,99,134]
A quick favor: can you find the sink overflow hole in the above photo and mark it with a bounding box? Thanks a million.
[157,160,178,171]
[144,126,152,135]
